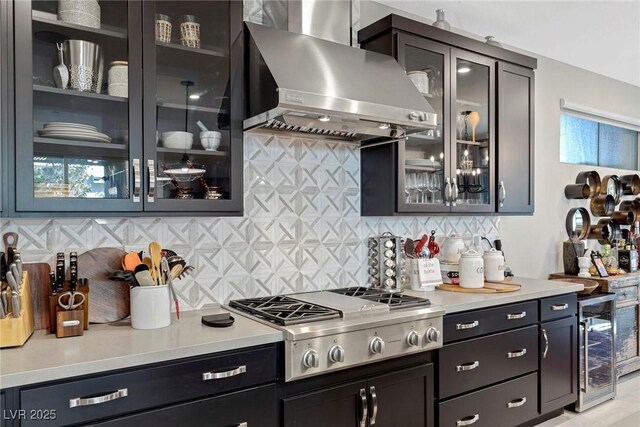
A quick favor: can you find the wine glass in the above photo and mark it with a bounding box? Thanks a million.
[430,172,442,203]
[417,173,430,203]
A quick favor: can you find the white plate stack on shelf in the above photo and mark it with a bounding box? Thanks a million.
[37,122,112,143]
[108,61,128,98]
[58,0,101,29]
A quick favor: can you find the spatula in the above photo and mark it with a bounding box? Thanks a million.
[123,251,143,271]
[149,242,163,286]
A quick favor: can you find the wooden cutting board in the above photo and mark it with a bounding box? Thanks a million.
[23,263,52,330]
[75,248,129,323]
[438,282,521,293]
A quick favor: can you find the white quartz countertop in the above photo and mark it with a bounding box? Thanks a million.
[0,307,282,389]
[404,277,584,314]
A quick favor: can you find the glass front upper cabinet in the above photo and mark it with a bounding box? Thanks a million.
[451,50,495,212]
[15,0,142,212]
[142,0,242,212]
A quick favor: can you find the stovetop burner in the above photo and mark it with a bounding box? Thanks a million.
[329,287,431,310]
[229,295,341,326]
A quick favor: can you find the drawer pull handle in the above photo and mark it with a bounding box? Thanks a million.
[551,303,569,311]
[456,361,480,372]
[456,320,479,330]
[507,397,527,408]
[359,388,368,427]
[506,311,526,320]
[69,388,128,408]
[457,414,480,426]
[542,328,549,358]
[369,386,378,425]
[507,349,527,358]
[202,365,247,381]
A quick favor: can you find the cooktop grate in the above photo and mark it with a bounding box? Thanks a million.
[329,287,431,310]
[229,295,341,326]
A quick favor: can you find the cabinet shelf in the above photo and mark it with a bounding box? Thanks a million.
[408,133,440,141]
[156,41,227,58]
[456,139,488,147]
[156,147,228,157]
[34,137,127,159]
[157,102,226,114]
[34,85,128,103]
[32,10,127,40]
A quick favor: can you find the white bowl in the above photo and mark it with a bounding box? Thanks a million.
[162,131,193,149]
[200,131,221,151]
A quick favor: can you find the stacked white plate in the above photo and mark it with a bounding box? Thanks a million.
[37,122,112,143]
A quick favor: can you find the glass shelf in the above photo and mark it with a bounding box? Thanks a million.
[32,10,128,39]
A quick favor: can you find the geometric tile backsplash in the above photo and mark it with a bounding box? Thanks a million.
[0,132,500,310]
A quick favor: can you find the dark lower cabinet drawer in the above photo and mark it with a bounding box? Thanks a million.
[539,293,576,322]
[444,301,538,343]
[439,326,537,399]
[438,373,538,427]
[90,384,277,427]
[20,345,276,426]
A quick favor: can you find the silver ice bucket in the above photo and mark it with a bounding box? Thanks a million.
[62,39,104,93]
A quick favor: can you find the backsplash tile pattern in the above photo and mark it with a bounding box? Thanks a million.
[0,133,499,310]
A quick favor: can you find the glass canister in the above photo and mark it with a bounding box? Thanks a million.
[368,232,408,292]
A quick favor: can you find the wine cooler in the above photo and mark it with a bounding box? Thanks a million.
[572,292,616,412]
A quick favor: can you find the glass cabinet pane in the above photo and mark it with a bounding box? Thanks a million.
[403,45,446,206]
[29,1,132,201]
[454,58,490,205]
[153,1,231,202]
[580,299,615,399]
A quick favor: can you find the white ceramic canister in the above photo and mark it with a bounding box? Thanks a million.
[459,249,484,288]
[407,71,429,94]
[108,61,128,85]
[130,285,171,329]
[483,248,505,282]
[442,234,466,264]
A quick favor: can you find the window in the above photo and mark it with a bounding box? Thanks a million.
[560,114,639,171]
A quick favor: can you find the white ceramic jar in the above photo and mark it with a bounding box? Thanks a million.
[130,285,171,329]
[483,248,505,282]
[441,235,466,264]
[459,249,484,288]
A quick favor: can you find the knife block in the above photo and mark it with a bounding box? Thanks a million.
[49,279,90,334]
[0,272,35,348]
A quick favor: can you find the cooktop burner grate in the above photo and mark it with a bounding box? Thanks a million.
[229,295,341,326]
[329,287,431,310]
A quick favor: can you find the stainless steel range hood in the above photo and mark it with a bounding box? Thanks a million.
[244,22,437,142]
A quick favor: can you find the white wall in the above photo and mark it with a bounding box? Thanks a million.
[360,0,640,278]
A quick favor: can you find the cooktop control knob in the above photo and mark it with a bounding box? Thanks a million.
[406,330,420,347]
[302,349,320,368]
[425,327,440,344]
[328,345,345,363]
[369,337,386,354]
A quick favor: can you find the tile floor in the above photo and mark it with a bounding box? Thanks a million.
[536,371,640,426]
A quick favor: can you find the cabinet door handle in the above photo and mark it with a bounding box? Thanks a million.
[69,388,128,408]
[369,386,378,425]
[506,311,526,320]
[551,303,569,311]
[147,159,155,202]
[451,177,458,206]
[507,397,527,409]
[499,180,506,207]
[444,177,452,207]
[456,361,480,372]
[202,365,246,381]
[581,321,589,392]
[457,414,479,426]
[132,158,141,203]
[359,388,368,427]
[542,328,549,358]
[456,320,479,330]
[507,349,527,358]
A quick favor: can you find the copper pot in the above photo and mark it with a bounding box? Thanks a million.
[590,194,615,217]
[575,171,601,197]
[588,218,621,244]
[564,183,591,199]
[620,174,640,195]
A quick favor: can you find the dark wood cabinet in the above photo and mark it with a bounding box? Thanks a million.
[8,0,243,217]
[496,63,535,214]
[283,364,434,427]
[539,315,578,413]
[359,14,536,215]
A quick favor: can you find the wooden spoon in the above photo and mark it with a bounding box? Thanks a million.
[149,242,163,286]
[467,111,480,143]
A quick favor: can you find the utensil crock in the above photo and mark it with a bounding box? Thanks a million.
[130,285,171,329]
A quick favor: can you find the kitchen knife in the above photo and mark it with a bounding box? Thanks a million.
[13,253,23,281]
[10,264,21,289]
[56,252,66,291]
[1,289,7,315]
[6,269,18,293]
[0,251,5,281]
[50,271,57,294]
[11,291,20,317]
[0,295,5,319]
[3,232,18,264]
[70,251,78,291]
